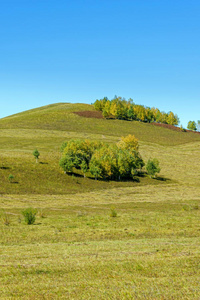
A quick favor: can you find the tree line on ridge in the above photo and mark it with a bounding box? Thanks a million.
[93,96,179,126]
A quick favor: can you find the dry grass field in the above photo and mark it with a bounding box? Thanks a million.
[0,103,200,299]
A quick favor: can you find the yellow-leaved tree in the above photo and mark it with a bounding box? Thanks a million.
[117,134,139,152]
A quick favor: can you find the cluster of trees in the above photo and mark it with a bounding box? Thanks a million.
[94,96,179,125]
[59,135,145,180]
[187,120,200,131]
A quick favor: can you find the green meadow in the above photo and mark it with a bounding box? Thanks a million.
[1,103,200,299]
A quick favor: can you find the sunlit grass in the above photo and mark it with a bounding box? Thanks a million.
[1,187,200,298]
[1,102,200,298]
[1,102,200,146]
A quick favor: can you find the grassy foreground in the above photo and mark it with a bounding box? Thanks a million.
[0,103,200,299]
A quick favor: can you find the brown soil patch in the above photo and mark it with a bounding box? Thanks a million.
[150,122,200,134]
[74,111,103,119]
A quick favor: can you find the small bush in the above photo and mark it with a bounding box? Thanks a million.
[110,207,117,217]
[146,158,160,178]
[8,174,14,183]
[22,208,37,225]
[33,149,40,163]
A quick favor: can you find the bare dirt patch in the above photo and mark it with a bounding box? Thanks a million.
[150,122,200,134]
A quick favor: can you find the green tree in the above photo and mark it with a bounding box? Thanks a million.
[8,174,14,183]
[127,105,135,120]
[146,158,160,178]
[102,100,111,118]
[167,111,179,125]
[59,155,74,173]
[59,137,144,181]
[89,158,102,180]
[94,97,179,126]
[62,139,93,168]
[33,149,40,163]
[187,121,197,131]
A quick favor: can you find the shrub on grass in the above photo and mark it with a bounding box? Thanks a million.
[8,174,14,183]
[146,158,160,178]
[22,208,37,225]
[33,149,40,163]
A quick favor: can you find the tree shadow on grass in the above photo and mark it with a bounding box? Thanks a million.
[67,172,83,178]
[88,176,141,183]
[154,176,171,182]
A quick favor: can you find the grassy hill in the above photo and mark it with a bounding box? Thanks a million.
[1,102,199,195]
[1,102,200,299]
[1,102,200,146]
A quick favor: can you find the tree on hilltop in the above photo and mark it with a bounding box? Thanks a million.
[187,121,197,131]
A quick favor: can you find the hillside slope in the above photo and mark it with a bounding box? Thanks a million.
[0,102,200,146]
[0,102,200,195]
[1,103,200,299]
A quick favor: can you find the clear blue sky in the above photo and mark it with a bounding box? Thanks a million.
[0,0,199,127]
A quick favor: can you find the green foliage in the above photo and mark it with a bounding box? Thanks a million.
[59,155,74,173]
[22,208,37,225]
[33,149,40,162]
[89,158,103,180]
[61,139,98,168]
[60,135,144,180]
[187,121,197,131]
[146,158,161,178]
[167,111,179,125]
[94,96,179,125]
[8,174,14,183]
